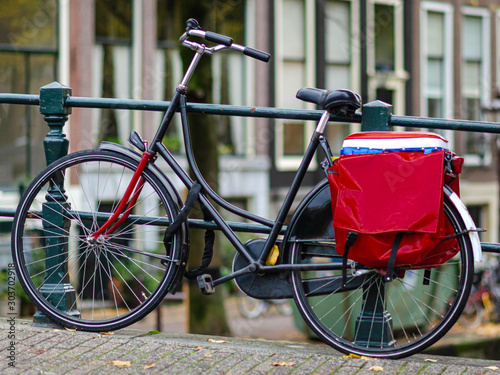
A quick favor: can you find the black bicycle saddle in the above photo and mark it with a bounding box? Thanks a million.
[296,88,361,117]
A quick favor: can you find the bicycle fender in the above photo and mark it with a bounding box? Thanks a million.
[444,185,482,262]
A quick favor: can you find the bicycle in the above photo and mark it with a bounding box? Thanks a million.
[237,291,292,319]
[11,19,481,359]
[458,262,500,327]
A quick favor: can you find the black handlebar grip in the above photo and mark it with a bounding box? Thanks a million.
[205,31,233,46]
[243,47,271,62]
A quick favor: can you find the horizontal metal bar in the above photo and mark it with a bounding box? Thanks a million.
[0,94,40,106]
[66,96,361,122]
[8,209,283,235]
[481,242,500,254]
[0,208,16,218]
[390,115,500,134]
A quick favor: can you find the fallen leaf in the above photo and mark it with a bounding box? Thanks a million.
[195,346,204,350]
[204,354,213,358]
[22,322,28,325]
[272,361,295,367]
[485,367,500,371]
[343,354,377,361]
[53,329,65,332]
[207,339,228,343]
[425,359,438,363]
[143,363,156,369]
[109,360,131,368]
[99,331,114,335]
[65,327,77,332]
[370,366,384,371]
[344,354,361,359]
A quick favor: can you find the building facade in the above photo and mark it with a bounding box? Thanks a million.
[0,0,499,242]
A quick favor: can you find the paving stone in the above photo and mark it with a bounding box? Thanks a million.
[420,364,448,374]
[226,352,274,374]
[204,351,251,375]
[313,357,352,375]
[176,349,233,375]
[143,348,193,374]
[288,355,331,375]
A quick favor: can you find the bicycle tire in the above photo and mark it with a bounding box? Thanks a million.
[237,292,268,319]
[12,149,184,331]
[287,180,473,359]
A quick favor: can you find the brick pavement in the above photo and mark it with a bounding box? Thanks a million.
[1,317,499,374]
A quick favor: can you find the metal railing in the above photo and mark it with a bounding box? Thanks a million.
[1,82,500,254]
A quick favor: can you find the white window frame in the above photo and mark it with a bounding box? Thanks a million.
[461,7,491,167]
[419,2,454,147]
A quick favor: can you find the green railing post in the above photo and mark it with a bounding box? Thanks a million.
[354,275,394,348]
[361,100,392,131]
[33,82,80,326]
[353,100,394,347]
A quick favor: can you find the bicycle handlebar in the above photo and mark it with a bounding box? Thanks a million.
[181,18,271,63]
[243,47,271,62]
[204,31,233,47]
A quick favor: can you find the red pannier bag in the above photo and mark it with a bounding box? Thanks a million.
[328,132,462,271]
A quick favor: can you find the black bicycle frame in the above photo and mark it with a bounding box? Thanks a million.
[145,50,333,285]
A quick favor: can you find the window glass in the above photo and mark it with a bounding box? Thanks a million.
[374,4,395,71]
[95,0,132,41]
[422,9,448,118]
[157,0,179,44]
[325,1,350,64]
[284,122,305,156]
[461,12,490,164]
[0,0,57,187]
[282,0,305,60]
[325,0,351,89]
[427,12,444,57]
[461,15,484,122]
[94,0,133,145]
[0,0,57,48]
[427,59,443,95]
[462,16,481,60]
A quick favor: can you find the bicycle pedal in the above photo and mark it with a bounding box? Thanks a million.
[197,274,215,295]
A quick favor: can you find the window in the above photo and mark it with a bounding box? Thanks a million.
[274,0,359,170]
[0,0,58,186]
[324,0,360,153]
[420,2,454,144]
[94,0,133,146]
[274,0,312,170]
[156,1,253,156]
[367,0,406,113]
[461,8,491,166]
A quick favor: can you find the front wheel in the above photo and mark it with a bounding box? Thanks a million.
[286,181,474,359]
[12,150,184,331]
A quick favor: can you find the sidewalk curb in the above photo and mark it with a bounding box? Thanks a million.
[1,317,499,374]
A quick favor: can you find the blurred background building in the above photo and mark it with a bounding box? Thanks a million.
[0,0,499,245]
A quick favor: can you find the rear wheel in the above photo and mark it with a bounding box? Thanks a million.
[12,150,183,331]
[287,181,474,358]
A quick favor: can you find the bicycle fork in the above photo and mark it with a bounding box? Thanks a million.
[89,150,153,242]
